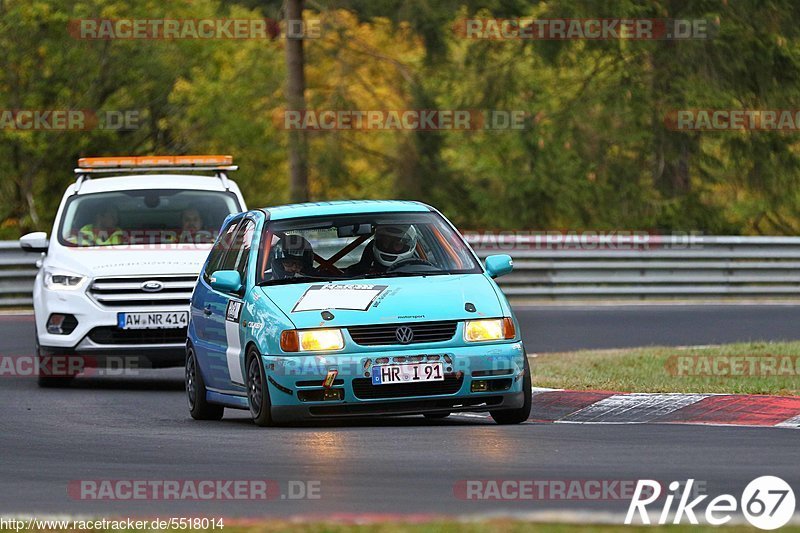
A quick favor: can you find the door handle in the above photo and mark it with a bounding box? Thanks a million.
[203,306,212,316]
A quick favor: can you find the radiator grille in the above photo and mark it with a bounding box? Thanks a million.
[347,321,457,346]
[352,373,463,399]
[89,275,196,308]
[88,326,187,345]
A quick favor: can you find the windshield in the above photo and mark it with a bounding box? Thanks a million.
[58,189,241,247]
[258,212,481,285]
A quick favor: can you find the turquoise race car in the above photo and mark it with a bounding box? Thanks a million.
[185,200,531,426]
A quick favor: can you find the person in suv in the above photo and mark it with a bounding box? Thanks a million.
[20,155,247,387]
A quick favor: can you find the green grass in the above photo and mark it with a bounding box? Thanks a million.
[530,341,800,395]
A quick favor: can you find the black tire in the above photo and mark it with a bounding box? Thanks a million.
[490,355,532,425]
[186,345,224,421]
[423,412,450,419]
[246,348,274,427]
[37,370,74,388]
[36,334,74,388]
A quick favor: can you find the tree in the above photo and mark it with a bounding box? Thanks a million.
[285,0,309,202]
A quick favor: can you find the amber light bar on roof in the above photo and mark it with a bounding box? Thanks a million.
[77,155,233,168]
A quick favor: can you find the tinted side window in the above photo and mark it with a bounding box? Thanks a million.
[234,221,256,282]
[218,219,255,280]
[202,219,241,283]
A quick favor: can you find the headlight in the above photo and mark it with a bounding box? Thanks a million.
[280,329,344,352]
[464,318,516,342]
[43,268,87,291]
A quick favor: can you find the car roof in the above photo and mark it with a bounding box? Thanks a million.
[73,174,235,195]
[262,200,433,220]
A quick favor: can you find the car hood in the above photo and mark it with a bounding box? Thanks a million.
[260,274,503,329]
[46,244,212,278]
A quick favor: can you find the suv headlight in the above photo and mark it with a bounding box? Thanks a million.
[43,268,87,291]
[464,318,516,342]
[280,329,344,352]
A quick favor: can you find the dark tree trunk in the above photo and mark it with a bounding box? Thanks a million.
[285,0,309,202]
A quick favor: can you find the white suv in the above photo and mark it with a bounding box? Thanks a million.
[20,156,246,386]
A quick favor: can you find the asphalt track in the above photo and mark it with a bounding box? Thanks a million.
[1,305,799,519]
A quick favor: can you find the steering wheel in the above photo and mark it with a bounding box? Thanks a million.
[386,257,436,272]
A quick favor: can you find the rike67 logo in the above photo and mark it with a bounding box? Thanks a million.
[626,476,795,530]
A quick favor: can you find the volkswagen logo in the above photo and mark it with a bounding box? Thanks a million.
[141,280,164,292]
[395,325,414,344]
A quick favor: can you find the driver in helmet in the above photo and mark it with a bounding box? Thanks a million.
[272,234,316,279]
[348,224,418,275]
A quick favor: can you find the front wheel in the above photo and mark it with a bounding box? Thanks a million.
[490,355,532,425]
[247,349,275,427]
[186,346,224,421]
[36,334,74,388]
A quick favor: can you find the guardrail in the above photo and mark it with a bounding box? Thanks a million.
[464,234,800,299]
[0,241,39,306]
[2,235,800,306]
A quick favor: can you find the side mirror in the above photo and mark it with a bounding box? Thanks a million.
[485,254,513,279]
[20,232,49,253]
[210,270,243,294]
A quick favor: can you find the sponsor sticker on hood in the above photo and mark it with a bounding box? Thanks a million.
[292,284,388,312]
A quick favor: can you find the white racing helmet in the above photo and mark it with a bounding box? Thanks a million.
[373,225,418,267]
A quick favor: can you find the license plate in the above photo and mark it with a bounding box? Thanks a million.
[117,311,189,330]
[371,362,444,385]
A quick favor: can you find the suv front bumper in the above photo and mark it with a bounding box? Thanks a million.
[35,285,187,366]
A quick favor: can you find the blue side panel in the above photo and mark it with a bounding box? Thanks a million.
[206,390,249,409]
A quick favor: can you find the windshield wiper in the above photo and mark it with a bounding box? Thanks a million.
[355,271,450,280]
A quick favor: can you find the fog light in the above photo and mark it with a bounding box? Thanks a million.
[47,313,78,335]
[323,389,343,401]
[471,380,488,392]
[47,314,65,334]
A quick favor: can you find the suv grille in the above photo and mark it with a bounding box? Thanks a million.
[348,321,458,346]
[352,374,463,399]
[88,326,187,345]
[89,275,196,307]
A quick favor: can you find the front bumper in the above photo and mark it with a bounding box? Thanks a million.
[35,284,187,365]
[263,341,527,421]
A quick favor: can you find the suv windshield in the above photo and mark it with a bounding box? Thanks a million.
[59,189,241,247]
[258,212,481,285]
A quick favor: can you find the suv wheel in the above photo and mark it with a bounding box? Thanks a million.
[36,334,75,388]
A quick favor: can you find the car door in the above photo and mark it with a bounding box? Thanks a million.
[204,217,256,390]
[190,217,241,388]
